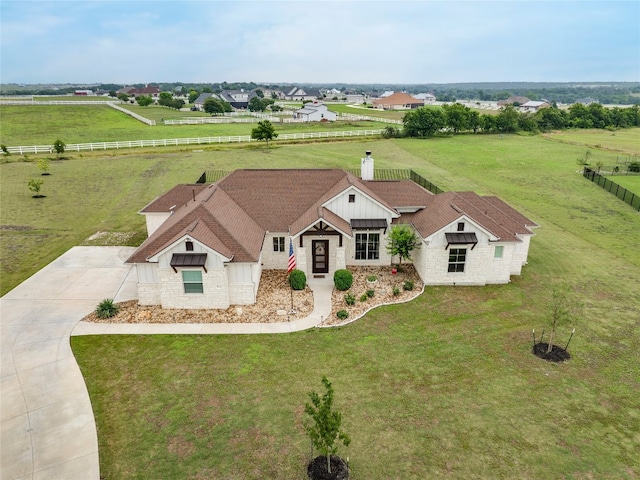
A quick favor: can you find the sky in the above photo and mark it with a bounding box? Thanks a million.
[1,0,639,85]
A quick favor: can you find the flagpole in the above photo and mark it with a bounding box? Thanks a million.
[287,237,297,314]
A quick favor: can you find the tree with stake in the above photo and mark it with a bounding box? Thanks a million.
[251,120,278,147]
[304,376,350,477]
[37,157,50,175]
[52,139,65,159]
[547,285,571,353]
[28,178,44,198]
[386,225,420,267]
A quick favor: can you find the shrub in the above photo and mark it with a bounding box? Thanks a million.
[333,269,353,291]
[403,280,414,291]
[336,310,349,320]
[288,269,307,290]
[366,275,377,282]
[96,298,119,319]
[629,162,640,173]
[366,289,375,298]
[392,286,401,296]
[359,294,368,302]
[1,144,9,155]
[344,293,356,306]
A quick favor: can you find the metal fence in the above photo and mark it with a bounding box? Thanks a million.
[3,129,384,155]
[583,167,640,211]
[198,168,442,194]
[346,168,443,194]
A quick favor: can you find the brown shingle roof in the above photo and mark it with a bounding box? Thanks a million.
[372,92,423,107]
[363,180,433,207]
[140,184,209,213]
[397,192,537,242]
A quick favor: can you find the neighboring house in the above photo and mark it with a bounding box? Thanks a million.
[286,87,322,101]
[413,93,436,104]
[193,93,214,111]
[218,90,257,109]
[372,92,424,110]
[497,96,530,107]
[127,153,538,309]
[293,102,337,122]
[379,90,395,98]
[116,86,136,95]
[519,101,550,112]
[74,90,93,96]
[129,86,161,98]
[344,94,368,104]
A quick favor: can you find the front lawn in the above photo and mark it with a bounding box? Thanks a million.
[64,133,640,479]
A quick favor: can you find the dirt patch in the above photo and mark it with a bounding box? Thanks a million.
[167,435,196,460]
[532,342,571,362]
[0,225,34,231]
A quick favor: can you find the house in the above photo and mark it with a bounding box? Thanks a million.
[293,102,337,122]
[127,153,538,309]
[286,87,322,101]
[217,90,257,109]
[413,93,436,104]
[497,96,530,107]
[129,85,161,98]
[193,93,214,111]
[372,92,425,110]
[519,101,550,112]
[74,90,93,96]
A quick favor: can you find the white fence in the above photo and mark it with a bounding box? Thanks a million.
[338,113,403,124]
[0,100,119,105]
[107,103,156,125]
[4,129,384,155]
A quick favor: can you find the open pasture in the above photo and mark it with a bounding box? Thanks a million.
[0,105,387,147]
[2,130,638,478]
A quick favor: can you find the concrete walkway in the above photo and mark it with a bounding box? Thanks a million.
[0,246,332,480]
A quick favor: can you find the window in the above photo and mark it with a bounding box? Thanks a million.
[494,245,504,258]
[273,236,285,252]
[355,233,380,260]
[457,222,465,232]
[348,194,355,203]
[448,248,466,272]
[182,270,203,293]
[185,240,194,251]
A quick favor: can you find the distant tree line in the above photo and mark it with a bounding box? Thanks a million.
[398,103,640,138]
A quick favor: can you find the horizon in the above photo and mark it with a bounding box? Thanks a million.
[1,1,638,85]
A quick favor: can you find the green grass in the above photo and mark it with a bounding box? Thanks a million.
[0,105,388,146]
[3,129,639,478]
[604,175,640,195]
[542,128,640,155]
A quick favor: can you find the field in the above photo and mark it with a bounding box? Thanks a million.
[604,175,640,195]
[2,118,640,478]
[0,105,387,146]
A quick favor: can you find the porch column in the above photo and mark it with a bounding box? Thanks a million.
[336,246,346,270]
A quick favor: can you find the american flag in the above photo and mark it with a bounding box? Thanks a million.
[287,238,296,273]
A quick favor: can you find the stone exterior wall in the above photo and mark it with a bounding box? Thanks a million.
[260,233,290,269]
[144,212,171,236]
[159,267,230,309]
[138,282,161,306]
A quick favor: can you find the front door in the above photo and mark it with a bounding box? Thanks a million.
[312,240,329,274]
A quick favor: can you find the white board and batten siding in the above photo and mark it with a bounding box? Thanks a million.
[324,188,396,223]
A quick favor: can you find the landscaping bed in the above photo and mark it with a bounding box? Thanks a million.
[83,266,422,325]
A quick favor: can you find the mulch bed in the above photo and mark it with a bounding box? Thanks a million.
[83,266,422,325]
[307,455,349,480]
[532,342,571,362]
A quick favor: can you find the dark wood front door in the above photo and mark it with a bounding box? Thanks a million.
[312,240,329,274]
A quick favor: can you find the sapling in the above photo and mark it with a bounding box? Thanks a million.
[304,376,351,474]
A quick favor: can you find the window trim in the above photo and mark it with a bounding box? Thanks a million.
[182,270,203,294]
[273,236,285,252]
[448,248,467,273]
[348,194,356,203]
[494,245,504,259]
[355,232,380,260]
[457,222,465,232]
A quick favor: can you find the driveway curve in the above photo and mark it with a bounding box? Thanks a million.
[1,246,137,480]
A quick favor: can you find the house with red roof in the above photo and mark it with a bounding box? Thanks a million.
[127,153,538,309]
[372,92,424,110]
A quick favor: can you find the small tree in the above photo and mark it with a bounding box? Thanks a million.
[52,139,65,158]
[547,285,571,353]
[28,178,44,197]
[251,120,278,147]
[386,225,420,266]
[304,376,351,474]
[37,157,50,175]
[137,95,153,107]
[1,144,9,156]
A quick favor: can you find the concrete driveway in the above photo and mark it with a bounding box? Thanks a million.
[0,246,136,480]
